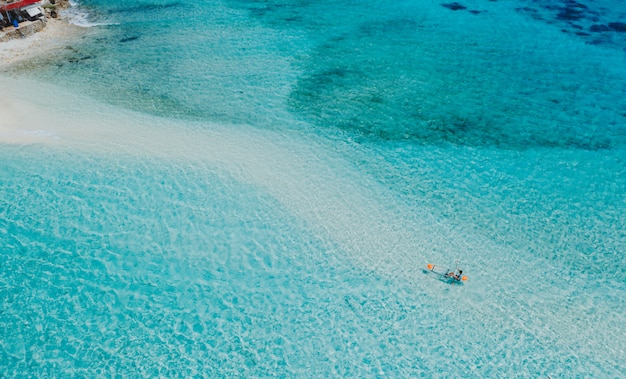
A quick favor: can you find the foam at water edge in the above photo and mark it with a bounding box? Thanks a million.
[63,0,119,27]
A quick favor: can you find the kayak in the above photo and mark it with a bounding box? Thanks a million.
[425,263,468,284]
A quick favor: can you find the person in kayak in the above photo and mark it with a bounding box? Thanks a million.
[445,269,463,281]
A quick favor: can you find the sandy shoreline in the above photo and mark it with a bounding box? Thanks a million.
[0,13,91,143]
[0,16,87,69]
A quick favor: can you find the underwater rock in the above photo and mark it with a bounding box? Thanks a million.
[589,24,610,32]
[120,36,140,43]
[608,22,626,32]
[564,0,588,9]
[556,7,585,21]
[441,2,467,11]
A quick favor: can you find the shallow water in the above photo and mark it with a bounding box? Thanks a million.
[1,0,626,376]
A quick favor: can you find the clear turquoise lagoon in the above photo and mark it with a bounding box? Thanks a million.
[1,0,625,376]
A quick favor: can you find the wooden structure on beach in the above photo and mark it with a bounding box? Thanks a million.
[1,0,44,29]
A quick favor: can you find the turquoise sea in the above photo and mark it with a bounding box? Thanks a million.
[1,0,626,376]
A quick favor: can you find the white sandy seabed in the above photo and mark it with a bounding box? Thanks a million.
[2,74,626,374]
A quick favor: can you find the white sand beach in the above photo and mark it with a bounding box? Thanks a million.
[0,17,86,69]
[0,14,90,143]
